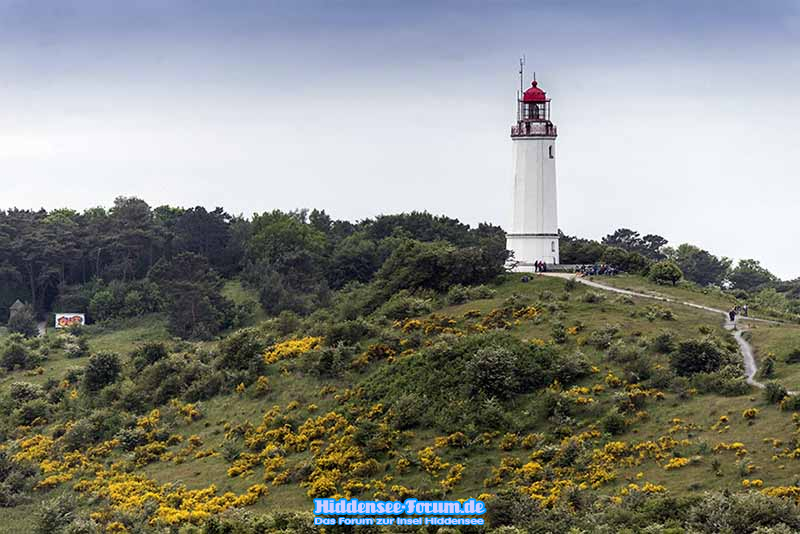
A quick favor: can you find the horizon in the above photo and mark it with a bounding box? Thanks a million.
[1,1,798,278]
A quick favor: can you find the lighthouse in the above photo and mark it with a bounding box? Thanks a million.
[506,76,559,270]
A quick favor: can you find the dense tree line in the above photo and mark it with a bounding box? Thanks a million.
[3,197,798,335]
[0,200,508,338]
[0,198,245,318]
[562,227,797,297]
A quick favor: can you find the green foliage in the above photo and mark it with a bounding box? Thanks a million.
[686,490,800,533]
[586,325,619,349]
[216,328,267,372]
[14,398,49,426]
[82,279,163,322]
[83,351,121,392]
[671,243,731,286]
[652,330,677,353]
[445,284,496,305]
[601,410,627,435]
[760,355,776,379]
[649,260,683,286]
[764,381,789,404]
[785,348,800,364]
[363,332,589,432]
[9,381,44,403]
[602,228,668,260]
[34,493,78,534]
[464,346,520,400]
[670,339,725,376]
[1,334,35,371]
[149,252,233,340]
[323,318,373,346]
[7,304,37,338]
[130,342,168,372]
[0,450,37,507]
[376,291,432,320]
[376,239,506,295]
[729,259,777,291]
[559,233,606,264]
[551,322,567,344]
[601,246,650,274]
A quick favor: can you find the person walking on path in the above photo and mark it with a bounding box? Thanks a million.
[729,308,737,322]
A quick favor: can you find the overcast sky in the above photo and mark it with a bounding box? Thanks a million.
[0,1,798,279]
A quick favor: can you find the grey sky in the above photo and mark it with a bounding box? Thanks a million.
[0,1,798,279]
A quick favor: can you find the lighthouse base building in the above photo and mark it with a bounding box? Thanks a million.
[506,79,560,271]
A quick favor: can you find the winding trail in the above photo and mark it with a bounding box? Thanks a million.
[542,273,781,390]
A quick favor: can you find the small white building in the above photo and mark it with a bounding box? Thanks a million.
[506,78,560,271]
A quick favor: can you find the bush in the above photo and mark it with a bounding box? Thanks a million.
[114,426,149,451]
[764,382,789,404]
[473,397,511,430]
[1,334,33,371]
[760,356,776,379]
[446,284,496,305]
[34,494,77,534]
[303,344,354,377]
[464,346,519,400]
[687,490,800,532]
[581,292,605,304]
[324,318,373,345]
[670,339,724,376]
[780,394,800,412]
[63,334,90,359]
[785,349,800,364]
[130,342,168,371]
[83,351,121,392]
[601,411,627,435]
[389,393,426,430]
[587,325,619,349]
[691,371,750,397]
[217,328,266,372]
[0,450,37,507]
[377,292,432,320]
[652,330,677,353]
[649,260,683,286]
[62,418,98,451]
[8,304,38,338]
[551,322,567,344]
[14,398,49,426]
[9,382,44,403]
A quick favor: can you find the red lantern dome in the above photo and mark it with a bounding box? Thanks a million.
[522,80,547,102]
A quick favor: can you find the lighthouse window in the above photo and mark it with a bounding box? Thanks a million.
[548,145,554,158]
[551,241,555,252]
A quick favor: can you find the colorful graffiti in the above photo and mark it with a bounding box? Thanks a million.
[55,313,86,328]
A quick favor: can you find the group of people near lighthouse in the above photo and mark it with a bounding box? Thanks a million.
[575,263,618,276]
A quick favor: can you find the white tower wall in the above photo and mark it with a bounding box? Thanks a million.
[507,136,559,270]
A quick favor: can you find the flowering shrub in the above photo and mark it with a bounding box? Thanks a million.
[417,447,449,476]
[440,464,464,492]
[663,457,690,470]
[499,433,518,451]
[263,337,323,364]
[170,400,202,422]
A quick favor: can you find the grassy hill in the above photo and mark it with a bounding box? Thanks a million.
[2,274,800,532]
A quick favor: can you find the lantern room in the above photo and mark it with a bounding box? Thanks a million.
[519,81,550,121]
[512,80,557,138]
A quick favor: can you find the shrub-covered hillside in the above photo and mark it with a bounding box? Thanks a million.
[1,200,800,533]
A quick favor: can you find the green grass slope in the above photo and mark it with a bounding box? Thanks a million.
[2,275,800,532]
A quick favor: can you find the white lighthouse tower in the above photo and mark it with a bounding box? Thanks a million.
[506,74,559,270]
